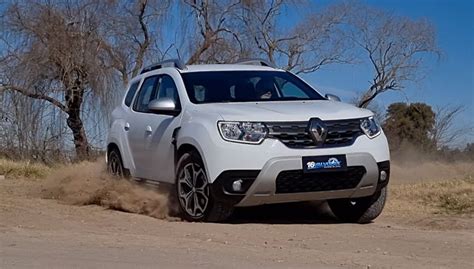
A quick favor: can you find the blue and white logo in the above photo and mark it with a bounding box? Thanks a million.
[306,157,342,170]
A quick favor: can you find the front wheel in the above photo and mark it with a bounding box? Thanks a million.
[176,151,233,222]
[328,187,387,224]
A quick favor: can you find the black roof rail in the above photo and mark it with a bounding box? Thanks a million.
[140,59,186,74]
[235,58,276,68]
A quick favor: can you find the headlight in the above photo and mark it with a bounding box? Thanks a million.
[360,116,381,139]
[218,121,268,144]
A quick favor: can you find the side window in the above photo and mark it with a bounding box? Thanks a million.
[124,81,140,107]
[156,75,180,106]
[133,76,158,112]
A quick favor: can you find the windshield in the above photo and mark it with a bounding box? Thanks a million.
[181,71,324,104]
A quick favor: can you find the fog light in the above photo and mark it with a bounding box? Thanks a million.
[380,170,387,181]
[232,179,243,192]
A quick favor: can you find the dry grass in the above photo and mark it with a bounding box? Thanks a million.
[386,175,474,217]
[0,158,51,179]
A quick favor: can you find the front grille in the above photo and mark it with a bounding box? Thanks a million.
[275,166,366,194]
[266,119,363,149]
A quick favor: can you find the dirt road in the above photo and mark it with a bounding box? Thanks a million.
[0,177,473,269]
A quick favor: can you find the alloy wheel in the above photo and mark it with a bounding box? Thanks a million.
[177,162,210,218]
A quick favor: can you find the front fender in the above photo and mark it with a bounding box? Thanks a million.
[177,113,228,182]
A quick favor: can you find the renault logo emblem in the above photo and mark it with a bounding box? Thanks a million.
[308,118,327,146]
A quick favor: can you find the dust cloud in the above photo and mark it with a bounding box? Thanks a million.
[39,162,171,219]
[390,146,474,184]
[391,161,473,184]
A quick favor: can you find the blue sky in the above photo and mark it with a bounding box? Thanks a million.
[298,0,474,145]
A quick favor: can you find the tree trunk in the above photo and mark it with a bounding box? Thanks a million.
[66,111,90,161]
[64,75,91,161]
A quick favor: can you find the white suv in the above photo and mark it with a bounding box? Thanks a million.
[107,59,390,223]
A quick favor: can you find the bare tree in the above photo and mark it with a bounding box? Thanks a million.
[0,91,69,162]
[241,1,351,73]
[0,0,166,160]
[1,1,107,159]
[181,0,244,64]
[349,5,439,108]
[101,0,171,86]
[432,105,473,148]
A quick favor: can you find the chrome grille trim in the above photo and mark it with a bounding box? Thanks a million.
[266,118,364,148]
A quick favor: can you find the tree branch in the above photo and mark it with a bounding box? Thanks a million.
[130,0,151,77]
[1,85,68,113]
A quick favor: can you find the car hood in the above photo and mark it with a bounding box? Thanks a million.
[199,100,373,122]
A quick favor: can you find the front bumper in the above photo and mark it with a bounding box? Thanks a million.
[199,129,390,207]
[210,154,390,207]
[201,131,389,183]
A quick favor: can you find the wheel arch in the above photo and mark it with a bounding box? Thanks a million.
[106,139,133,172]
[106,142,124,166]
[106,142,118,164]
[176,139,212,183]
[176,143,200,163]
[107,142,120,155]
[106,142,131,177]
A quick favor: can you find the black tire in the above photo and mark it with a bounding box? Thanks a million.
[107,148,130,178]
[175,151,233,222]
[328,187,387,224]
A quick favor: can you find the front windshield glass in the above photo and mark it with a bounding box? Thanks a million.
[181,71,324,104]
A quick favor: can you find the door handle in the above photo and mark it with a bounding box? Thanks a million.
[124,122,130,131]
[145,125,153,134]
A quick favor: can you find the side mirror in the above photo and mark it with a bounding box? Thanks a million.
[325,93,341,102]
[148,97,180,116]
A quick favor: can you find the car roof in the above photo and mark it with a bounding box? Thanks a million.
[180,64,282,73]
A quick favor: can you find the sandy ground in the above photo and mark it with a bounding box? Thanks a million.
[0,176,473,269]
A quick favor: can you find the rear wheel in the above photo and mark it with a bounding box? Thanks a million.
[176,151,233,222]
[328,187,387,224]
[107,148,129,178]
